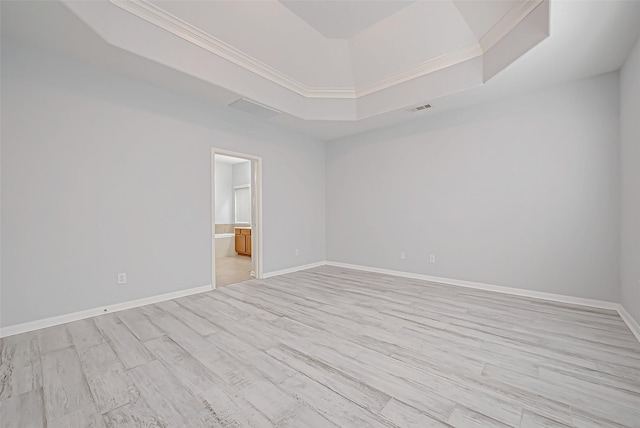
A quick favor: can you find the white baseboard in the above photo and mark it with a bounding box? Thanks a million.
[263,261,326,279]
[4,261,639,345]
[0,284,213,338]
[617,304,640,343]
[325,261,619,310]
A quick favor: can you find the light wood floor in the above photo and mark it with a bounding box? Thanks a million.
[1,266,639,427]
[216,255,252,287]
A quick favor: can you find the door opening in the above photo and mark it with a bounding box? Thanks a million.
[211,148,262,288]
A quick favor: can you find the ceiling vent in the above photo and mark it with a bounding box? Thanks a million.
[408,104,432,113]
[228,98,280,119]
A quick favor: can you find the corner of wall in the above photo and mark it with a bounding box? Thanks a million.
[619,36,640,329]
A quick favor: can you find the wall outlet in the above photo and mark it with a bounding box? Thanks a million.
[117,272,127,285]
[295,249,300,256]
[400,251,406,260]
[429,255,436,264]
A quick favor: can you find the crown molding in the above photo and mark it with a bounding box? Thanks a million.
[355,42,483,98]
[110,0,357,99]
[356,0,545,97]
[110,0,542,100]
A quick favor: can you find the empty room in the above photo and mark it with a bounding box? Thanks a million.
[1,0,640,427]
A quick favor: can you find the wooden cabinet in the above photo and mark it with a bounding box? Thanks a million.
[235,234,246,254]
[235,228,251,256]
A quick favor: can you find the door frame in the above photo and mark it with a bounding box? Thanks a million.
[211,148,263,289]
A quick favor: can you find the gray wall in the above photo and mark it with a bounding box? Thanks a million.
[621,38,640,324]
[326,72,621,301]
[214,160,234,225]
[1,42,326,327]
[1,37,633,328]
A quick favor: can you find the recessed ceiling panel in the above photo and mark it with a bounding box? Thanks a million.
[453,0,520,39]
[280,0,415,39]
[147,0,355,88]
[348,0,479,88]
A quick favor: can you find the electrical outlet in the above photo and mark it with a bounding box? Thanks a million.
[117,272,127,285]
[295,249,300,256]
[429,255,436,264]
[400,252,406,260]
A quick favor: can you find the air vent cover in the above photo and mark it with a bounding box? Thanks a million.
[408,104,432,112]
[229,98,280,119]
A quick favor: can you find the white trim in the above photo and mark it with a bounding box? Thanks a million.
[325,261,640,344]
[356,43,483,98]
[617,305,640,343]
[110,0,354,99]
[263,261,327,279]
[325,261,620,310]
[252,158,263,281]
[356,0,544,99]
[0,284,212,338]
[3,261,638,345]
[109,0,541,100]
[211,150,217,289]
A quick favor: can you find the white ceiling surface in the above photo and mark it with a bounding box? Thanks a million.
[280,0,415,39]
[55,0,551,122]
[2,1,640,141]
[454,0,520,39]
[148,0,484,88]
[274,0,640,140]
[149,0,355,89]
[347,1,480,87]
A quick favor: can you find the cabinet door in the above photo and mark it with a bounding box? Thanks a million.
[246,236,252,256]
[235,234,246,254]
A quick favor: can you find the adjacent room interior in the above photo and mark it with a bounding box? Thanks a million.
[214,154,254,287]
[1,0,640,427]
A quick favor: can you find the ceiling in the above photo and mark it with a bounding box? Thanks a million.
[2,1,640,141]
[56,0,548,121]
[280,1,416,39]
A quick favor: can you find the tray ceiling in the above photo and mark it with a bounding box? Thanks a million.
[60,0,550,121]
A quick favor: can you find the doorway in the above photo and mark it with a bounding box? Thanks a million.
[211,148,262,288]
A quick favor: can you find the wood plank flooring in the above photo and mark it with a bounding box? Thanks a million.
[1,265,639,427]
